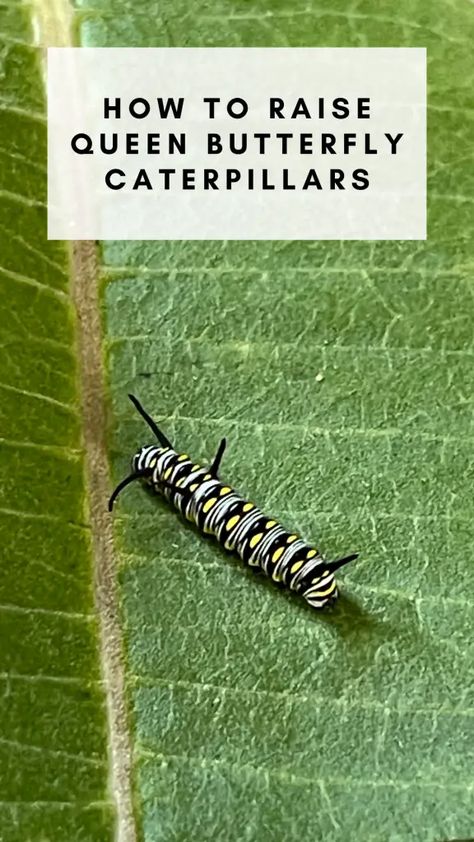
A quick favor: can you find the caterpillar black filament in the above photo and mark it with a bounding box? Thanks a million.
[109,395,358,609]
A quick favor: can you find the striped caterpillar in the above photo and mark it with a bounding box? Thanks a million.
[109,395,358,609]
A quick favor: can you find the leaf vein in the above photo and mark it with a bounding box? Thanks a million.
[112,335,474,359]
[135,748,474,792]
[131,673,474,719]
[0,382,78,413]
[0,737,105,766]
[0,602,95,621]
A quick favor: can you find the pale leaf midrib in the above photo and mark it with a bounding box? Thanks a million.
[28,2,137,839]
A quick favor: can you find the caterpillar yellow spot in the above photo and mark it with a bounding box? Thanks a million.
[249,532,263,548]
[190,483,198,492]
[178,454,188,461]
[307,549,317,559]
[220,486,231,496]
[226,515,240,530]
[314,582,336,598]
[204,474,212,480]
[243,503,254,512]
[266,520,277,529]
[287,535,297,543]
[149,458,157,468]
[290,560,304,574]
[272,571,282,582]
[272,547,284,563]
[164,467,172,480]
[203,497,217,513]
[191,464,200,471]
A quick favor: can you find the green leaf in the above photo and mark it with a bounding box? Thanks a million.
[4,1,474,840]
[0,8,114,841]
[86,3,474,842]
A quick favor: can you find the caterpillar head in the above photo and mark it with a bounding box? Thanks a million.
[132,444,161,474]
[108,445,161,511]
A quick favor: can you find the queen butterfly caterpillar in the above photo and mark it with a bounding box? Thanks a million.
[108,395,358,609]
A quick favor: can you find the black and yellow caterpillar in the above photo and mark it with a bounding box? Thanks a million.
[109,395,358,609]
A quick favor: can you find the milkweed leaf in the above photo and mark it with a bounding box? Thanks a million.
[96,1,474,840]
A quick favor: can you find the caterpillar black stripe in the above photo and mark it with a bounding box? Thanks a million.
[109,395,358,609]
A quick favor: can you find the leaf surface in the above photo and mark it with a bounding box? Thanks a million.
[0,7,114,840]
[3,0,474,840]
[82,1,474,840]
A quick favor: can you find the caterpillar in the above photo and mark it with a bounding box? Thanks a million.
[109,395,358,609]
